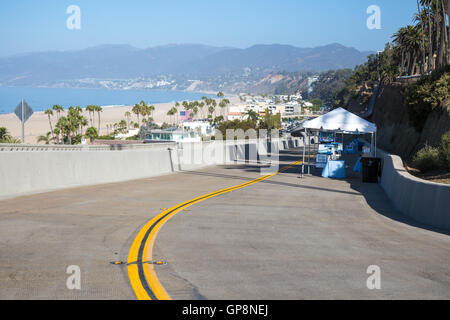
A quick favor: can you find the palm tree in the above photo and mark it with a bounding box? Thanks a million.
[174,102,180,125]
[52,128,60,144]
[393,27,408,73]
[406,26,422,75]
[132,104,141,127]
[86,105,95,126]
[80,117,88,136]
[74,106,84,135]
[138,101,149,122]
[211,99,217,117]
[440,0,449,65]
[54,106,86,145]
[85,127,98,142]
[141,106,149,123]
[393,25,422,75]
[219,98,230,118]
[44,108,55,142]
[0,127,19,143]
[119,120,128,132]
[425,0,435,70]
[436,0,449,66]
[94,106,103,134]
[416,0,427,73]
[446,0,450,64]
[192,106,199,120]
[148,105,155,121]
[208,105,215,119]
[167,107,178,124]
[417,0,450,70]
[245,109,259,122]
[182,101,190,112]
[0,127,9,141]
[125,111,131,129]
[52,104,64,122]
[138,101,154,123]
[1,136,21,144]
[37,132,52,145]
[199,101,205,119]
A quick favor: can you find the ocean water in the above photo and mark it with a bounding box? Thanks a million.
[0,87,215,114]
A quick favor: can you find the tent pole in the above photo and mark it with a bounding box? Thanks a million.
[301,128,306,177]
[308,130,311,175]
[315,131,318,153]
[371,133,374,157]
[375,132,377,157]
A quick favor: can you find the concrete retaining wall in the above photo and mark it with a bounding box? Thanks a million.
[0,137,302,199]
[377,148,450,230]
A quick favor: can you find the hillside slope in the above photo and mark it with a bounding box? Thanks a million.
[345,81,450,160]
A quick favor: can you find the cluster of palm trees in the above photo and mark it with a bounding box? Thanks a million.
[85,105,103,132]
[38,93,232,144]
[40,104,103,144]
[167,105,179,124]
[164,92,230,126]
[107,119,129,136]
[132,101,155,127]
[394,0,450,75]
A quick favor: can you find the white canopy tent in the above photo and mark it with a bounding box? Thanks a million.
[300,107,377,175]
[302,107,377,134]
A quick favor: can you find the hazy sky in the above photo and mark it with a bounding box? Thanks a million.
[0,0,418,56]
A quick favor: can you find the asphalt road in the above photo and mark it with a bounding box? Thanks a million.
[0,149,449,299]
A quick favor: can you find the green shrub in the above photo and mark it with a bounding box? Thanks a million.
[439,131,450,168]
[412,144,441,173]
[72,134,82,145]
[404,67,450,130]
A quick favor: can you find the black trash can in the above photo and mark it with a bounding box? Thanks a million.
[361,157,381,183]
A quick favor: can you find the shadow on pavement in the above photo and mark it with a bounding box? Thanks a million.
[350,178,450,236]
[182,149,450,236]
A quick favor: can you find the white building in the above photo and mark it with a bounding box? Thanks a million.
[283,101,302,115]
[182,121,215,136]
[115,129,140,140]
[145,129,202,143]
[226,105,247,121]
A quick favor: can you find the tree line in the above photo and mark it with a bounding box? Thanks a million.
[165,92,230,125]
[385,0,449,79]
[40,104,103,144]
[35,92,232,144]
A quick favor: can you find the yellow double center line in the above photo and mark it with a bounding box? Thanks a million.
[127,159,302,300]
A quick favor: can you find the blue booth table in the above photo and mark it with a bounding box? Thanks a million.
[322,160,346,179]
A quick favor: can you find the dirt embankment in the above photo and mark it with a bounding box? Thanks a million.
[345,82,375,116]
[347,81,450,161]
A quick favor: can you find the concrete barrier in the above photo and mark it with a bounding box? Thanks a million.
[0,137,302,199]
[377,148,450,230]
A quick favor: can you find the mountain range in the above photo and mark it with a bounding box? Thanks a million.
[0,43,373,87]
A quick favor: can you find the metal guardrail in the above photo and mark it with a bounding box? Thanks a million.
[0,142,177,152]
[0,137,300,152]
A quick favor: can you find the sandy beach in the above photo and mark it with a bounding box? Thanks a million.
[0,96,239,144]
